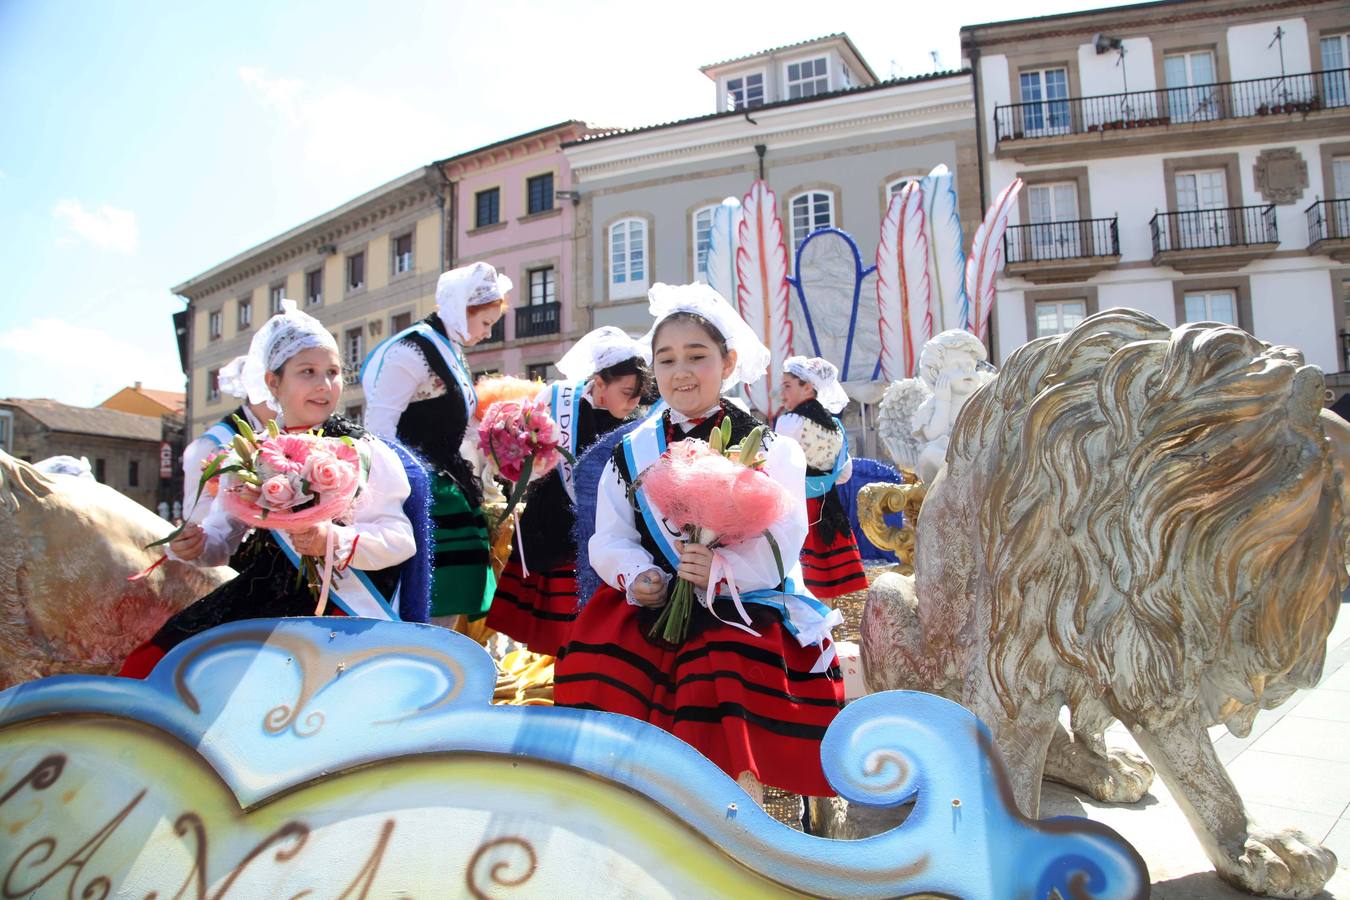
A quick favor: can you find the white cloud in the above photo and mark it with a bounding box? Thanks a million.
[0,318,181,406]
[237,66,302,117]
[52,200,139,253]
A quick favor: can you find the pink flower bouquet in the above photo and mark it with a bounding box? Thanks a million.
[637,420,793,643]
[477,397,573,527]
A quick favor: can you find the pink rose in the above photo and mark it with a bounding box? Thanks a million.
[256,434,315,475]
[258,473,311,511]
[305,450,358,497]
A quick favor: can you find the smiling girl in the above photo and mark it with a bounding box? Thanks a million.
[555,284,844,804]
[119,301,416,678]
[361,261,509,625]
[487,326,652,656]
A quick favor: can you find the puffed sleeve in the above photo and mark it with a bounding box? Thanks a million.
[329,439,415,571]
[773,412,806,443]
[362,341,430,441]
[706,433,809,593]
[589,458,671,602]
[180,435,216,526]
[170,489,251,567]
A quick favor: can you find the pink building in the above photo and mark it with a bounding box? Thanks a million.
[439,121,601,381]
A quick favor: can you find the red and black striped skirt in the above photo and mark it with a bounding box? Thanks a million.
[801,495,869,598]
[485,555,581,657]
[554,585,845,796]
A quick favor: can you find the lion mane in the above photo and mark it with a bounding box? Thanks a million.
[946,308,1346,730]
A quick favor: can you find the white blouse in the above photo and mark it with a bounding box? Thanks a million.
[773,412,854,485]
[182,436,416,572]
[362,340,448,441]
[589,417,809,604]
[180,406,265,526]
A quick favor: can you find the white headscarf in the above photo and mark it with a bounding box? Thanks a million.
[556,326,650,381]
[784,355,850,414]
[240,299,340,406]
[216,355,250,400]
[641,282,770,389]
[435,261,514,343]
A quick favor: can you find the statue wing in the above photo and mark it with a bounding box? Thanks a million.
[877,378,932,471]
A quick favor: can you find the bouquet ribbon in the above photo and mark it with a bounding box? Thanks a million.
[314,524,338,616]
[703,550,761,638]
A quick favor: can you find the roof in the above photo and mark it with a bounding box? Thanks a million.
[1,398,165,442]
[566,68,969,147]
[432,119,592,168]
[961,0,1238,34]
[699,33,879,82]
[138,387,186,411]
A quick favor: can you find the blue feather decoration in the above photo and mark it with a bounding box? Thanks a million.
[705,197,742,302]
[918,165,970,334]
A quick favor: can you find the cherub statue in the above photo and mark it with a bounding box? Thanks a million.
[877,330,994,482]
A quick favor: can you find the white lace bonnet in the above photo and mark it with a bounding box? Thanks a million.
[783,355,850,414]
[641,282,770,389]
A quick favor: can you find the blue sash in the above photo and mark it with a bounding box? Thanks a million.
[548,379,587,501]
[201,421,238,449]
[271,531,400,621]
[804,418,850,499]
[361,322,477,419]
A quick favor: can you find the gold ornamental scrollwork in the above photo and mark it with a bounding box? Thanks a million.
[857,474,926,575]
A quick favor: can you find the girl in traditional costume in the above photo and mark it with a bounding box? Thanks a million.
[774,356,869,598]
[119,301,417,677]
[486,326,652,656]
[361,261,508,624]
[555,283,844,802]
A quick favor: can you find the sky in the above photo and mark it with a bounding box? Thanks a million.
[0,0,1107,407]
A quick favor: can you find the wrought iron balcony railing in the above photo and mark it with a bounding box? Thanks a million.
[515,301,561,339]
[994,68,1349,142]
[1004,217,1120,263]
[1307,198,1350,245]
[1150,204,1277,255]
[481,317,505,344]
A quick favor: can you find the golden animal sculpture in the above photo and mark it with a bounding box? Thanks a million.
[859,310,1347,898]
[856,475,926,575]
[0,450,232,690]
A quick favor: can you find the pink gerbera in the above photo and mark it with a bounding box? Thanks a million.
[255,434,315,475]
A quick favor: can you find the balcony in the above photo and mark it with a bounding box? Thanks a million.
[1308,199,1350,263]
[515,301,561,339]
[1003,217,1120,283]
[1150,204,1278,272]
[481,317,505,344]
[992,68,1350,162]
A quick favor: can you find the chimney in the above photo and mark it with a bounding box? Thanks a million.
[134,381,142,390]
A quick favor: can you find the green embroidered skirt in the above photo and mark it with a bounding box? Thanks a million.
[429,473,495,618]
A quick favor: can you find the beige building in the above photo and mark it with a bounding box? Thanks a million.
[173,167,448,439]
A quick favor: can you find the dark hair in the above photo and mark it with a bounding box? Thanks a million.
[651,311,729,356]
[595,355,654,401]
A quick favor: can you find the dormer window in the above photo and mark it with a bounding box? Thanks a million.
[786,58,829,99]
[726,73,765,111]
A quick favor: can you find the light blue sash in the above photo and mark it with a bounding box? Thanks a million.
[361,322,477,419]
[549,379,588,501]
[271,531,400,621]
[201,421,238,449]
[804,418,850,499]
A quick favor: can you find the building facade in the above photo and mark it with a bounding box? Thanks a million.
[99,382,185,418]
[963,0,1350,394]
[440,121,598,381]
[173,167,448,439]
[0,399,169,511]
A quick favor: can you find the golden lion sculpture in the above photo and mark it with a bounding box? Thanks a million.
[0,449,231,690]
[861,310,1346,897]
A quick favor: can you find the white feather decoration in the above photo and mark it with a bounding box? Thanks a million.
[965,178,1024,342]
[919,166,970,334]
[736,180,793,419]
[705,197,742,303]
[876,181,931,381]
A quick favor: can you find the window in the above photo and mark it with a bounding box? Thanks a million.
[208,310,222,340]
[0,411,11,452]
[1323,33,1349,107]
[347,251,365,293]
[206,368,221,403]
[1019,67,1070,135]
[726,73,765,110]
[392,233,413,274]
[345,404,363,424]
[344,327,364,377]
[93,458,106,483]
[526,363,551,382]
[526,174,554,215]
[887,178,913,197]
[237,297,252,330]
[786,57,829,99]
[528,267,556,306]
[391,311,413,333]
[790,191,834,257]
[1035,299,1087,337]
[1174,169,1230,248]
[1027,182,1082,259]
[269,283,284,315]
[1164,50,1218,122]
[692,205,717,282]
[1183,289,1237,325]
[128,459,139,488]
[305,269,323,307]
[608,218,648,299]
[475,188,500,228]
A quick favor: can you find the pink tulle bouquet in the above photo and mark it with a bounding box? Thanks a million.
[637,419,792,643]
[477,397,574,527]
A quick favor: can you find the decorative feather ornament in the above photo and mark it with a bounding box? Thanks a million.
[965,178,1024,342]
[876,181,931,381]
[735,180,793,420]
[919,165,971,334]
[705,197,742,303]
